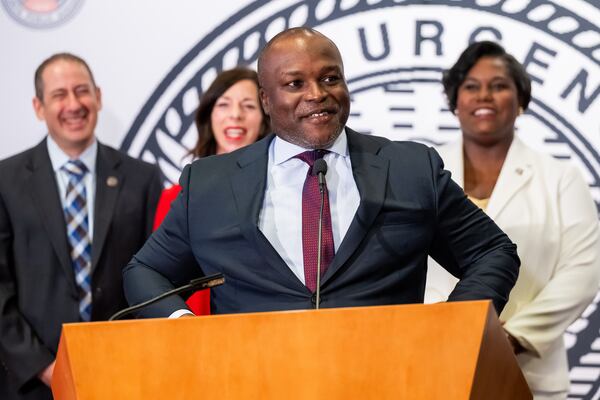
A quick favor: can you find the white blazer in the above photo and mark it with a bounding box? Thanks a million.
[426,137,600,393]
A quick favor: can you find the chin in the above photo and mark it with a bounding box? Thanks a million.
[67,132,94,144]
[307,128,342,148]
[221,142,247,154]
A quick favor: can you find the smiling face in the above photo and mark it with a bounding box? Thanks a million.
[455,56,520,147]
[258,31,350,149]
[210,79,263,155]
[32,59,101,158]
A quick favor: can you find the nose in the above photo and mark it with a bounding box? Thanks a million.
[229,103,242,120]
[305,81,327,102]
[478,86,493,101]
[65,91,83,110]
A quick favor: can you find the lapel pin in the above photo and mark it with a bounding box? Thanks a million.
[106,176,119,187]
[515,168,523,175]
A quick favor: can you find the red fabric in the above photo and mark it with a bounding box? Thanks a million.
[154,185,211,315]
[295,150,334,292]
[153,184,182,230]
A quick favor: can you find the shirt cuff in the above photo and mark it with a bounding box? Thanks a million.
[169,309,194,319]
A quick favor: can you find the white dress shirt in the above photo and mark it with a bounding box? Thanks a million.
[258,130,361,284]
[47,135,97,240]
[171,130,361,318]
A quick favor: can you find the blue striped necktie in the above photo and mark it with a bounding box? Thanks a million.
[62,160,92,321]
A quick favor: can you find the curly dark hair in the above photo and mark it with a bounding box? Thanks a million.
[442,41,531,113]
[190,67,270,158]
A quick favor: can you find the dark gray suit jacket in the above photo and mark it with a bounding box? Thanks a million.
[0,138,162,399]
[124,129,519,318]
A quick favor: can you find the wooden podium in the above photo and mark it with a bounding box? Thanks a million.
[52,300,531,399]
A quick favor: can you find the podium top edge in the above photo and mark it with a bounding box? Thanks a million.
[61,300,492,330]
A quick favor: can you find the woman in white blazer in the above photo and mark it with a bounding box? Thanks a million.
[425,41,600,400]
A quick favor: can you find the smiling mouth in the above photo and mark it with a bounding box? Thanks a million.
[224,127,247,139]
[473,108,496,117]
[303,108,337,121]
[62,110,89,128]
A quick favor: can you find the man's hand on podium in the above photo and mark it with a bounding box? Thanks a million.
[38,360,55,387]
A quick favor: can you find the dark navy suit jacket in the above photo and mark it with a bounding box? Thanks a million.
[124,129,519,317]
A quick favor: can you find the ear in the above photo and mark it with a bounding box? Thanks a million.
[95,86,103,111]
[259,87,270,116]
[32,96,46,121]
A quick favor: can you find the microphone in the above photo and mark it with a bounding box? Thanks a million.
[109,273,225,321]
[313,158,328,194]
[312,158,328,309]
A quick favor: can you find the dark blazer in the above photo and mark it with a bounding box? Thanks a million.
[124,129,519,318]
[0,138,162,399]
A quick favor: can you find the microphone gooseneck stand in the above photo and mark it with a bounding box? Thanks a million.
[109,273,225,321]
[313,158,328,310]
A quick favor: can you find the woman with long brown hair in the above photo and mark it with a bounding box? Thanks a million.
[154,67,270,315]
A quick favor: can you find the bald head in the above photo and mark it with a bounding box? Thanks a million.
[257,28,344,88]
[257,27,350,149]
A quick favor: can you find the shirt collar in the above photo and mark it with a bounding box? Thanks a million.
[47,135,98,175]
[272,128,349,166]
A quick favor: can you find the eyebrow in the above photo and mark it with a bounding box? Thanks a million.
[217,95,258,102]
[48,83,91,94]
[280,65,341,77]
[463,75,510,82]
[48,88,67,95]
[280,70,303,78]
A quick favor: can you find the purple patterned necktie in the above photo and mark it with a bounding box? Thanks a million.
[295,150,335,292]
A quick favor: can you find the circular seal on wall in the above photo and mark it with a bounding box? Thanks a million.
[1,0,83,29]
[122,0,599,214]
[122,1,600,397]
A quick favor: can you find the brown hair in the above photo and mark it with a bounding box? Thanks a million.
[34,53,96,101]
[190,67,270,158]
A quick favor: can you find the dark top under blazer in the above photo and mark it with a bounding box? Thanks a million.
[0,138,162,399]
[124,129,519,318]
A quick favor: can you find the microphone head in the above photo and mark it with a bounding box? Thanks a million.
[313,158,328,176]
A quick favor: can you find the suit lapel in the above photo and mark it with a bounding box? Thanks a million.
[230,135,305,288]
[92,143,122,270]
[441,137,532,219]
[27,139,77,290]
[486,137,533,220]
[437,140,464,187]
[322,129,389,285]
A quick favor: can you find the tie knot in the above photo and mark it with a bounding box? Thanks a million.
[62,159,88,178]
[295,149,328,167]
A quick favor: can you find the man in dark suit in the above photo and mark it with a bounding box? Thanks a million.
[123,28,519,319]
[0,53,162,399]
